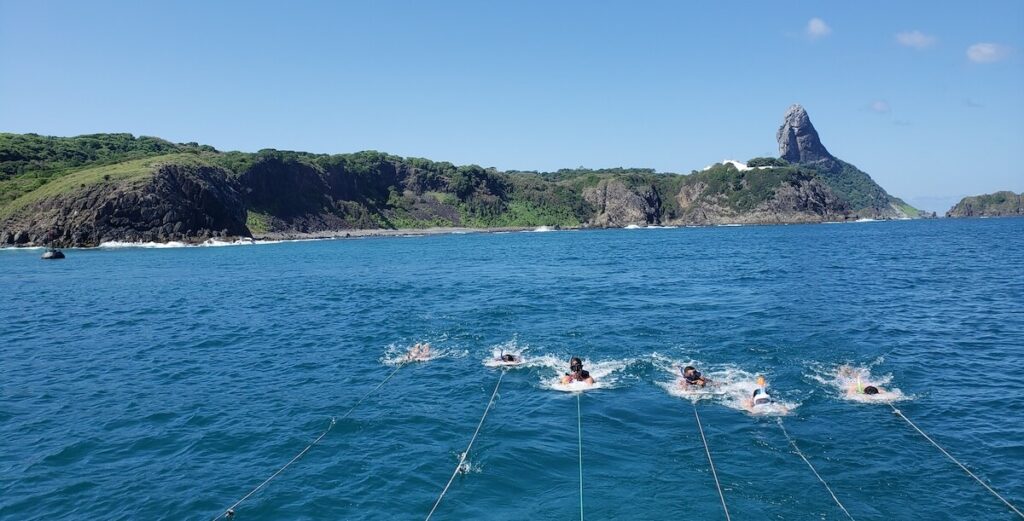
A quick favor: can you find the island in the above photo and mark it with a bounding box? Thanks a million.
[946,191,1023,218]
[0,105,920,247]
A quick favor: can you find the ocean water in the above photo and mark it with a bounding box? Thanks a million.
[2,218,1023,521]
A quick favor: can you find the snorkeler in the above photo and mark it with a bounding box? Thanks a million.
[561,357,595,385]
[845,371,885,398]
[498,353,518,363]
[679,366,708,388]
[747,376,774,409]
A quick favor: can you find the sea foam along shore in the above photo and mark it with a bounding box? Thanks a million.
[251,226,550,241]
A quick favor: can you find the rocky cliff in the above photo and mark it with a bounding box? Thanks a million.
[0,156,248,247]
[946,191,1023,217]
[667,163,849,225]
[776,104,915,219]
[582,179,662,226]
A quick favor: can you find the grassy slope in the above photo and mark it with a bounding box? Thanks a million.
[0,133,197,205]
[0,153,212,220]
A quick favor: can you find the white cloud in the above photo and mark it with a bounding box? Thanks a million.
[896,30,936,49]
[966,43,1010,63]
[868,100,891,114]
[806,18,831,39]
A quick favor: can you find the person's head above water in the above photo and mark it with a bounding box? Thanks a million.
[501,354,516,362]
[570,357,584,373]
[682,366,704,384]
[864,385,879,395]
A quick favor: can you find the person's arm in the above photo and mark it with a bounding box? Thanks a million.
[585,376,595,384]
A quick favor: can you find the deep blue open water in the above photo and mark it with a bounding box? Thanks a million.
[2,218,1023,520]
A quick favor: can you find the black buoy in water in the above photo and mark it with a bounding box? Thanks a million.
[41,248,65,260]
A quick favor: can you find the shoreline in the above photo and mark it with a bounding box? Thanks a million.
[3,217,983,250]
[251,225,551,241]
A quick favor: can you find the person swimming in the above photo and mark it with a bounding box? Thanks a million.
[498,353,518,363]
[749,376,773,408]
[405,342,431,361]
[679,366,707,388]
[751,387,772,406]
[561,357,595,385]
[845,371,885,398]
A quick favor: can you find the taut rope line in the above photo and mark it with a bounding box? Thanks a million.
[775,418,855,521]
[212,363,405,520]
[425,370,506,520]
[577,392,585,521]
[889,404,1023,518]
[692,403,731,521]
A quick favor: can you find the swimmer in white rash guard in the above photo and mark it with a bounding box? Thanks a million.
[745,376,786,412]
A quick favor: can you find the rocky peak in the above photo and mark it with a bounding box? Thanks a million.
[777,104,832,164]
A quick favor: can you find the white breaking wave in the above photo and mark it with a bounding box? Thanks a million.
[98,238,260,249]
[526,226,555,233]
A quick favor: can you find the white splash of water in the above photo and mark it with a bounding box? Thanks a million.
[653,354,798,416]
[380,340,465,366]
[482,339,530,368]
[97,238,260,249]
[807,362,908,404]
[530,354,634,392]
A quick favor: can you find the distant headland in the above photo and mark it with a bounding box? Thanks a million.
[1,105,926,247]
[946,191,1023,218]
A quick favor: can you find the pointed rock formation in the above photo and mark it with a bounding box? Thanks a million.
[777,104,832,164]
[775,104,915,218]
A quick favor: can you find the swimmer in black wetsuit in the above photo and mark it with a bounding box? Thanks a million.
[561,357,595,385]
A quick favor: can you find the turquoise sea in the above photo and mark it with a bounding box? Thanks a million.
[2,218,1023,520]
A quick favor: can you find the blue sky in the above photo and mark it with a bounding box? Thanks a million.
[1,1,1022,212]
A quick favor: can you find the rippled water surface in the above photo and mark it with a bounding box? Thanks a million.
[2,219,1023,520]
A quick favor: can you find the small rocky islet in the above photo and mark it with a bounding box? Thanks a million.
[946,191,1023,218]
[1,105,926,248]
